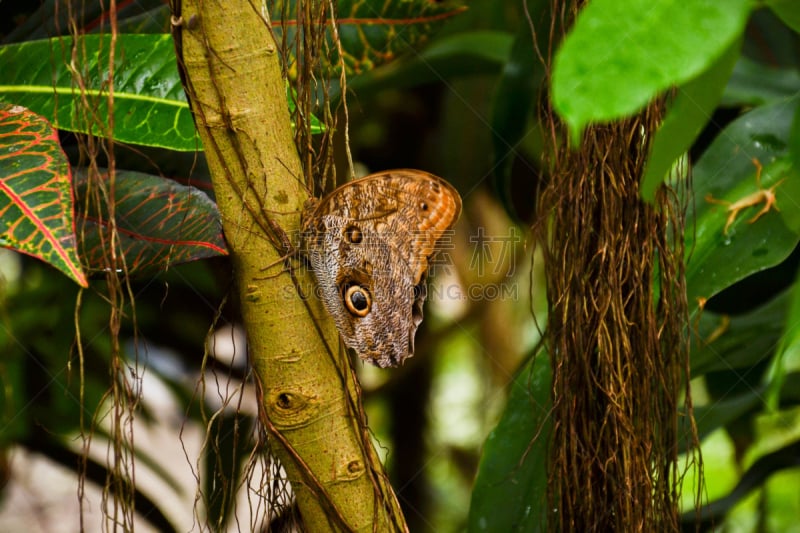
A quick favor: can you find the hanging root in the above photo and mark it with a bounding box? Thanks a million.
[535,92,699,530]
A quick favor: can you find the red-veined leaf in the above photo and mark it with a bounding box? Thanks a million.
[274,0,467,75]
[74,169,227,275]
[0,104,88,287]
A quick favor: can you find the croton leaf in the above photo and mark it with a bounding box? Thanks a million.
[0,104,88,287]
[4,0,169,41]
[74,169,227,275]
[272,0,467,75]
[345,30,513,95]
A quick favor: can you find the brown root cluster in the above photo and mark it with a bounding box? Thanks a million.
[534,4,697,527]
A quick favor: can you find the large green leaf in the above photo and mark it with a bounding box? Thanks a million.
[468,353,551,532]
[0,104,88,287]
[73,170,227,275]
[0,35,199,151]
[552,0,753,143]
[686,99,800,314]
[0,35,323,152]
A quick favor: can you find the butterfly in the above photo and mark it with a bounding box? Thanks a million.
[301,169,461,367]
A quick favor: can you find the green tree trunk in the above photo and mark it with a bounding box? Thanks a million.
[171,0,406,530]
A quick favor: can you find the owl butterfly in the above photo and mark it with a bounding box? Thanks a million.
[301,169,462,368]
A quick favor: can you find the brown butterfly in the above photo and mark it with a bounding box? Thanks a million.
[301,169,462,367]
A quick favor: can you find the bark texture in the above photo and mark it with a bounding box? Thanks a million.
[172,1,406,530]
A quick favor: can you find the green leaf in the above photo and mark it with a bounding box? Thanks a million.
[723,56,800,107]
[690,290,788,376]
[285,82,325,134]
[0,104,88,287]
[686,99,800,314]
[766,0,800,33]
[468,353,551,532]
[0,35,323,151]
[640,39,741,201]
[0,35,199,151]
[552,0,753,144]
[74,169,227,275]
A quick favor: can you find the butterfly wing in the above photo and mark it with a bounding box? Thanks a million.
[305,216,417,366]
[302,170,461,367]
